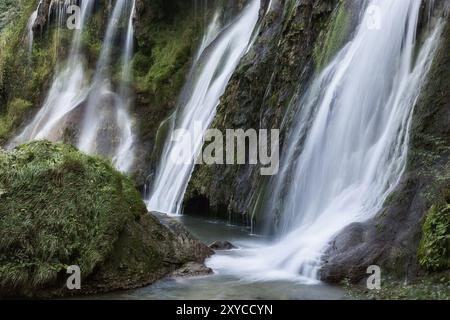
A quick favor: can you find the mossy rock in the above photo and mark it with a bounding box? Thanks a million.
[0,140,145,294]
[418,204,450,272]
[0,141,212,297]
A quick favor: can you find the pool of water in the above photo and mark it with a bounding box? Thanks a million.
[97,215,349,300]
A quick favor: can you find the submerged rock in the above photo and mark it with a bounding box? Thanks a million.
[0,141,212,298]
[209,241,237,251]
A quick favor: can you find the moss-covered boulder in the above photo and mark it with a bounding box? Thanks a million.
[0,141,212,297]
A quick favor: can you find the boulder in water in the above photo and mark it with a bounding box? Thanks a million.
[171,262,213,278]
[209,241,237,250]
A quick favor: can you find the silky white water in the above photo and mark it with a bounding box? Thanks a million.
[26,0,44,59]
[207,0,444,283]
[78,0,136,172]
[146,0,261,214]
[14,0,136,173]
[14,0,93,148]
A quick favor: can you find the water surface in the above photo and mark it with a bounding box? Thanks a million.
[99,215,349,300]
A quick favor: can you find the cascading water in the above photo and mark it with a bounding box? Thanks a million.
[146,0,261,215]
[14,0,136,173]
[14,0,94,147]
[26,0,43,59]
[78,0,136,172]
[47,0,72,57]
[208,0,444,283]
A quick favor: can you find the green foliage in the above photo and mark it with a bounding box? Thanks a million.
[0,0,35,97]
[0,0,18,32]
[0,141,147,291]
[0,1,71,144]
[134,18,197,106]
[418,204,450,272]
[0,98,32,144]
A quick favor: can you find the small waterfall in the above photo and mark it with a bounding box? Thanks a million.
[113,0,136,172]
[27,0,43,59]
[14,0,136,173]
[146,0,261,215]
[78,0,136,172]
[208,0,444,282]
[14,0,94,146]
[48,0,71,56]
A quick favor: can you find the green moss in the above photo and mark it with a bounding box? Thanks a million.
[0,0,36,98]
[0,141,147,292]
[313,0,350,70]
[134,17,197,106]
[418,204,450,272]
[0,98,32,144]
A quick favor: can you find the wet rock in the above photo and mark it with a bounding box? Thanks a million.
[171,262,213,278]
[209,241,237,250]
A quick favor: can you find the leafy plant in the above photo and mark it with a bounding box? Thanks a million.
[418,204,450,272]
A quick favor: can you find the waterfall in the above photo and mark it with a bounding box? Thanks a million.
[14,0,94,147]
[78,0,136,172]
[14,0,136,173]
[146,0,261,215]
[207,0,444,283]
[113,0,136,172]
[26,0,43,59]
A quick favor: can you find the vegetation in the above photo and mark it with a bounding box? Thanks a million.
[0,0,63,145]
[313,0,351,70]
[134,19,196,106]
[0,0,18,31]
[0,98,32,144]
[418,204,450,272]
[343,272,450,300]
[0,141,146,293]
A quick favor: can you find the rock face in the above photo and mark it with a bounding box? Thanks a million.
[184,0,449,283]
[185,0,343,227]
[0,141,212,298]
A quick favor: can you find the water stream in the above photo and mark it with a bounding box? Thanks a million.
[146,0,261,214]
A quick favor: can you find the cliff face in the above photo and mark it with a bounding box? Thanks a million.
[185,0,344,225]
[0,0,205,183]
[185,0,449,282]
[130,0,207,185]
[1,0,448,288]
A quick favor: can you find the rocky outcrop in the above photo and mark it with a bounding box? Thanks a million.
[0,141,212,298]
[320,15,450,284]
